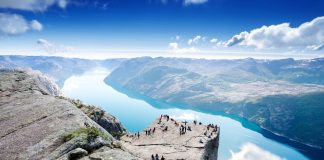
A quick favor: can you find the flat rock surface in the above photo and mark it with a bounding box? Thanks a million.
[121,116,219,160]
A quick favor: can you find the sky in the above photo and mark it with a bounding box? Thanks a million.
[0,0,324,59]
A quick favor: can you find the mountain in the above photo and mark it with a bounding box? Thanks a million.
[105,57,324,150]
[0,55,126,87]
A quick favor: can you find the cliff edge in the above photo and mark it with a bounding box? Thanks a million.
[121,115,219,160]
[0,69,138,160]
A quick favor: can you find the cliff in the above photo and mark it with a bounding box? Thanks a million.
[121,116,219,160]
[0,69,138,160]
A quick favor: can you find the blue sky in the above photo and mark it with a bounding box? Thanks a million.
[0,0,324,59]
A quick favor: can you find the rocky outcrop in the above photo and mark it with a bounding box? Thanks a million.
[0,69,138,160]
[120,116,219,160]
[60,98,127,139]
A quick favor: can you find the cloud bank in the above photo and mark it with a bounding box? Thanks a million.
[169,42,199,54]
[0,13,42,35]
[229,143,286,160]
[37,39,74,54]
[226,16,324,51]
[0,0,68,11]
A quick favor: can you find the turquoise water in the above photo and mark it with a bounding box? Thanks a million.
[62,68,309,160]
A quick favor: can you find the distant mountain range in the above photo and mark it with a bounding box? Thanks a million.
[105,57,324,150]
[0,55,125,87]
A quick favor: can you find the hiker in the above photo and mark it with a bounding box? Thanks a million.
[145,130,148,135]
[137,132,140,138]
[187,126,191,131]
[151,154,155,160]
[153,127,156,133]
[193,120,197,125]
[155,154,159,160]
[161,156,165,160]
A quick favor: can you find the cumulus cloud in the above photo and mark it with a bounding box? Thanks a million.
[229,143,286,160]
[0,0,68,11]
[225,16,324,51]
[188,35,202,45]
[210,38,218,43]
[169,42,199,54]
[37,38,74,54]
[184,0,208,5]
[30,20,43,31]
[0,13,42,35]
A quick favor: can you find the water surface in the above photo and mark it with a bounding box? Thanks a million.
[62,68,308,160]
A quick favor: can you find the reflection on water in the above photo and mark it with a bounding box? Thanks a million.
[62,68,308,160]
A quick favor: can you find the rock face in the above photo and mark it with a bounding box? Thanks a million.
[61,98,127,139]
[0,69,138,160]
[121,116,219,160]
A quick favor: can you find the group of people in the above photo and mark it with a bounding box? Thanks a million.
[145,127,156,135]
[179,124,192,135]
[151,154,165,160]
[126,131,140,139]
[193,120,203,125]
[207,124,218,132]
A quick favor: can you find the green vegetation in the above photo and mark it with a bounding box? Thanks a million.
[63,126,112,143]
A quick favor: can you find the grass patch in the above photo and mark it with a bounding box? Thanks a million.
[63,126,112,143]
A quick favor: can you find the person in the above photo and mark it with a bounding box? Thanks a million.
[151,154,155,160]
[145,130,148,135]
[153,127,156,133]
[155,154,159,160]
[161,156,165,160]
[137,132,140,138]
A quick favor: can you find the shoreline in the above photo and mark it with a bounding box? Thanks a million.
[105,78,324,160]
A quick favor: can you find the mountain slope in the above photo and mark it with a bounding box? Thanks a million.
[105,57,324,150]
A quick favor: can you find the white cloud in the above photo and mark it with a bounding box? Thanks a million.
[30,20,43,31]
[0,0,68,11]
[225,16,324,51]
[171,113,200,121]
[0,13,42,35]
[306,44,324,51]
[229,143,286,160]
[176,35,180,41]
[188,35,202,45]
[210,38,218,43]
[169,42,200,54]
[184,0,208,5]
[162,0,208,5]
[37,38,74,55]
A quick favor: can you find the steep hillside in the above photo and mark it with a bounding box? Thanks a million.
[105,57,324,150]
